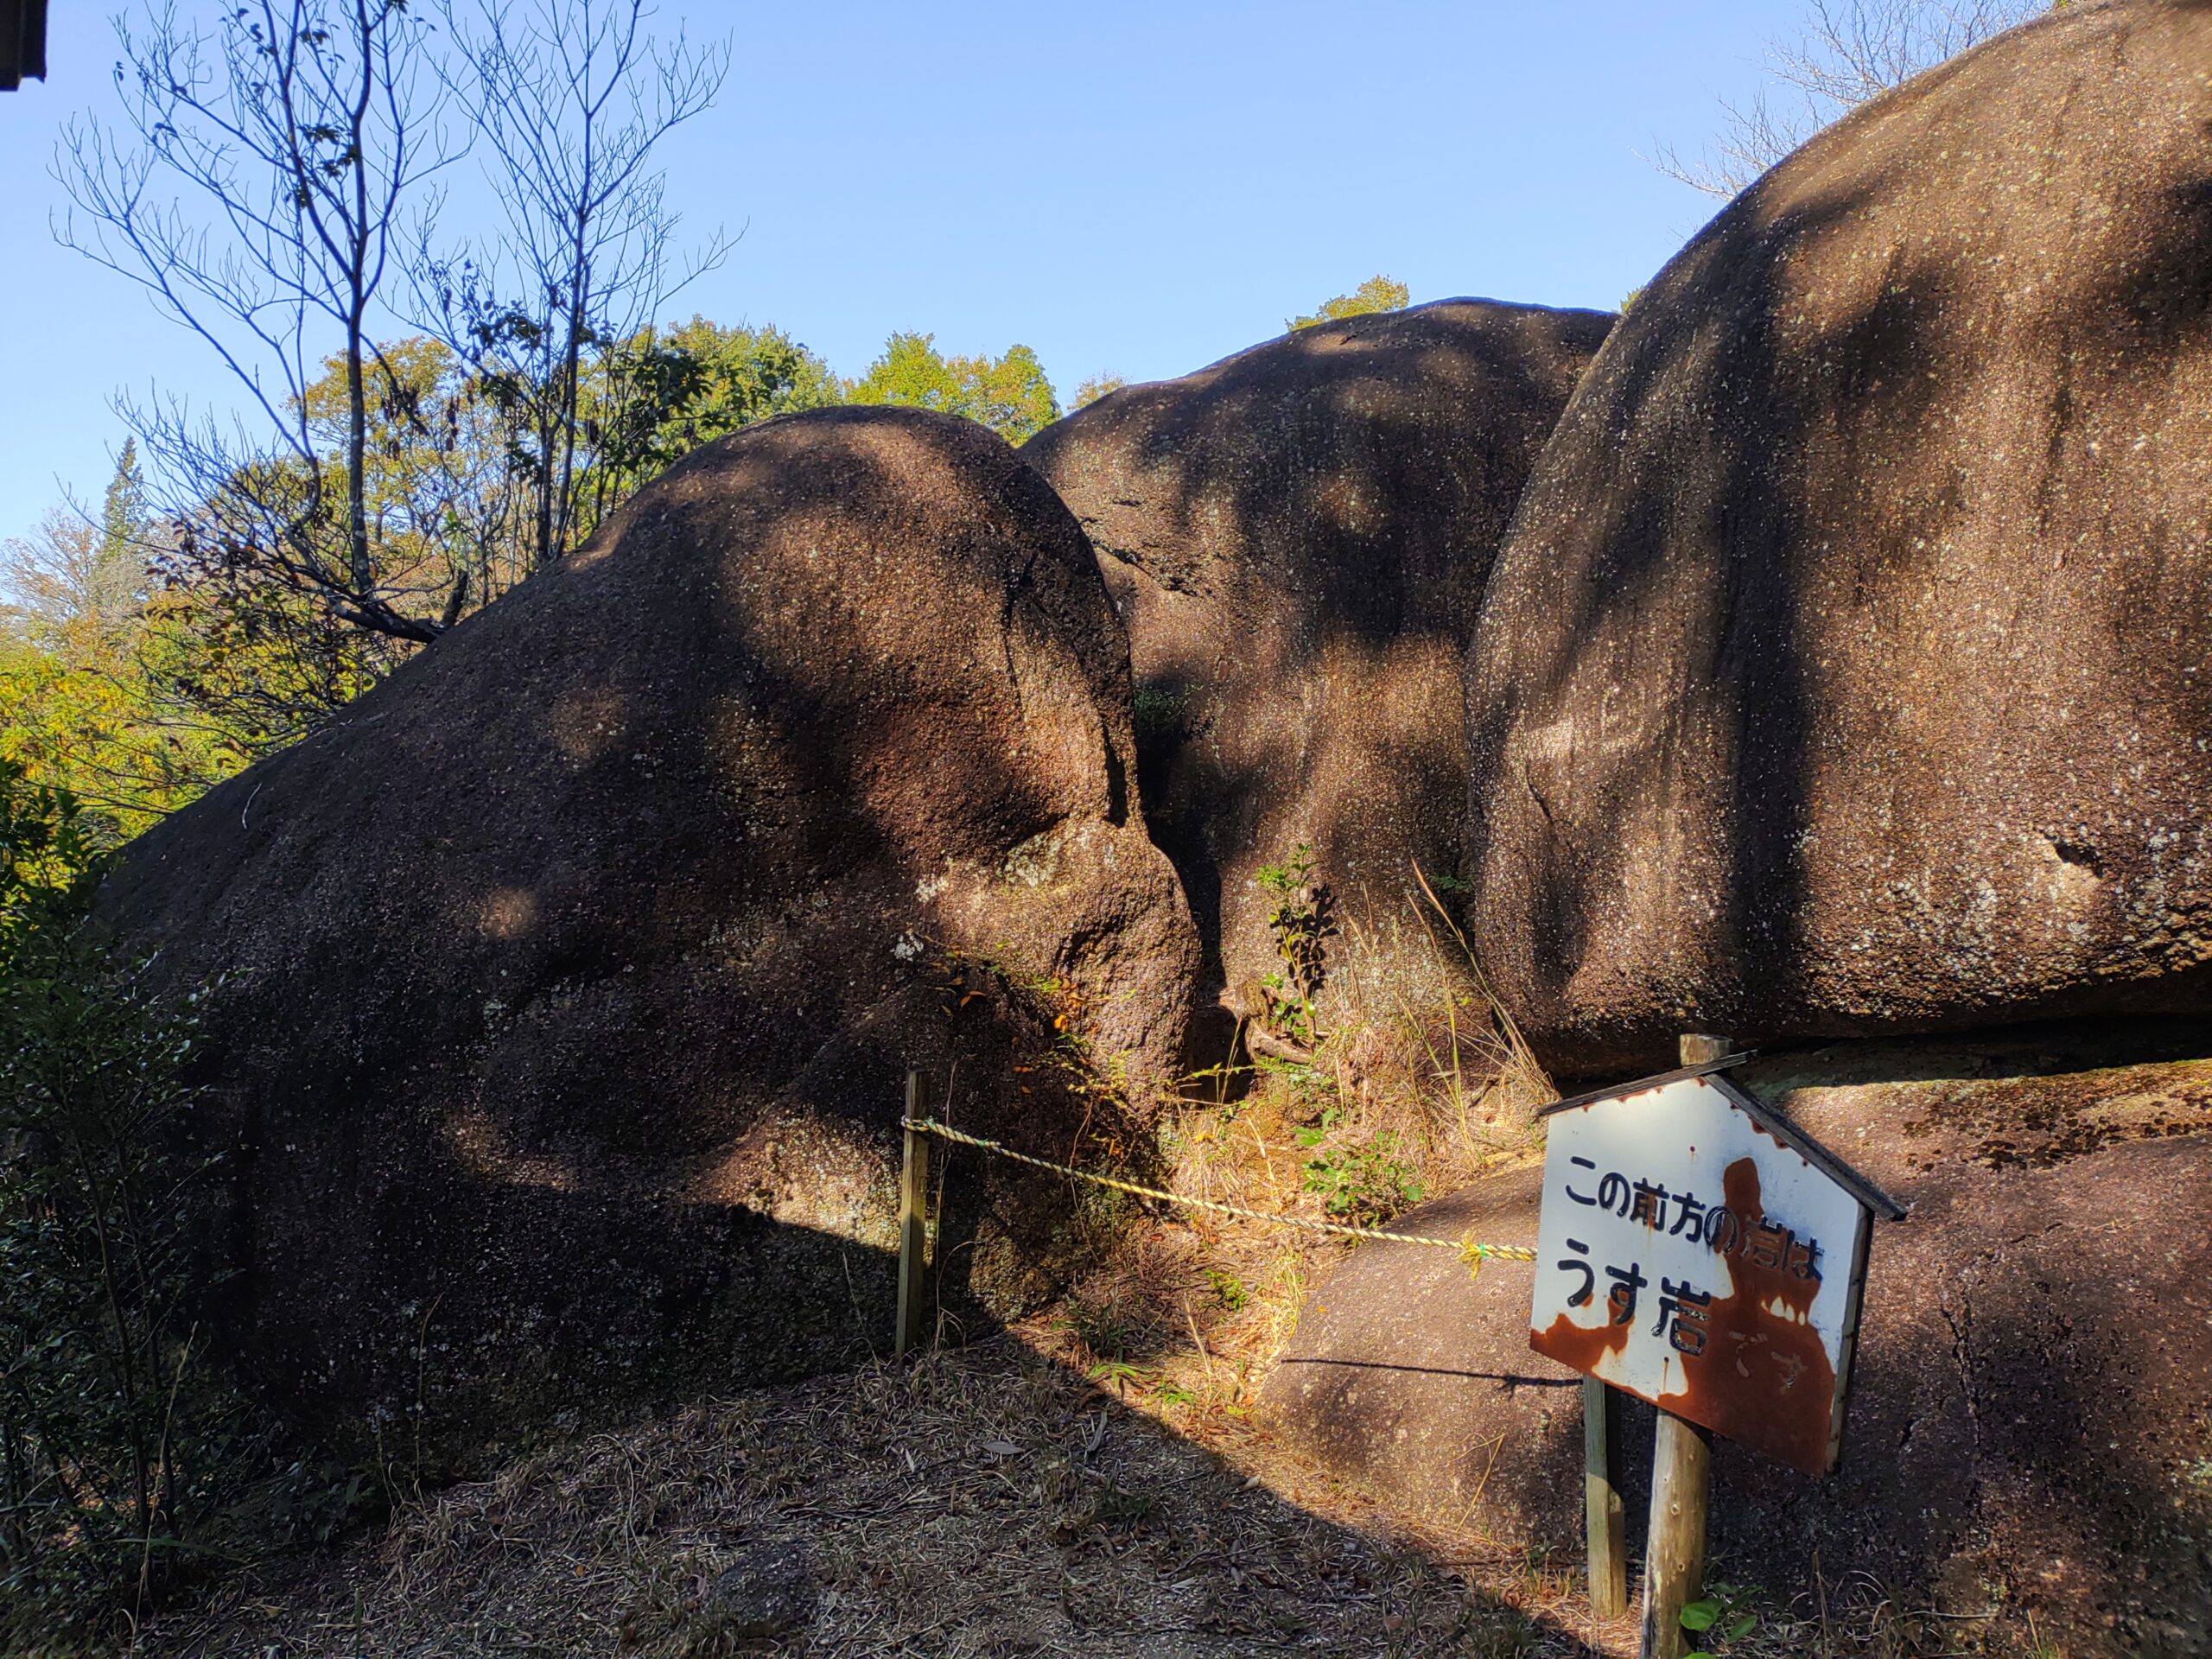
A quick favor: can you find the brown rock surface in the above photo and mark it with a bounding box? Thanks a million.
[1261,1022,2212,1655]
[1465,0,2212,1076]
[99,406,1199,1455]
[1024,300,1611,1010]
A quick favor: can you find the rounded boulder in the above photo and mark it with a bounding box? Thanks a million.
[1027,300,1612,1014]
[99,407,1200,1456]
[1262,1025,2212,1656]
[1465,1,2212,1076]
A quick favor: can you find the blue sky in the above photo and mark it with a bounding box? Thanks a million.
[0,1,1790,545]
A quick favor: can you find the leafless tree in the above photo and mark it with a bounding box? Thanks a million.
[54,0,458,644]
[2,445,153,639]
[420,0,730,571]
[0,510,105,639]
[1653,0,2048,198]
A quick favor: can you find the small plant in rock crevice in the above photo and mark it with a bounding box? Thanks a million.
[932,944,1137,1139]
[1130,683,1188,745]
[1252,843,1335,1049]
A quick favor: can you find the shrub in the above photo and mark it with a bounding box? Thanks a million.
[0,761,241,1646]
[1298,1122,1426,1227]
[1251,844,1335,1047]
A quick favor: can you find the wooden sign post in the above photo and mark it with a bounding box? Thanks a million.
[1527,1037,1902,1656]
[1638,1033,1730,1656]
[894,1069,932,1359]
[1584,1375,1628,1618]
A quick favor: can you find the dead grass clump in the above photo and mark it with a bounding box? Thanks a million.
[138,1338,1556,1657]
[1052,876,1559,1449]
[1183,868,1555,1241]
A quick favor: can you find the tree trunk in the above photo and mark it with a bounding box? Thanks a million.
[346,321,372,595]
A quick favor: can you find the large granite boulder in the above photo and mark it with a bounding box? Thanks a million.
[1025,300,1611,1016]
[1262,1022,2212,1656]
[1465,0,2212,1077]
[100,407,1199,1456]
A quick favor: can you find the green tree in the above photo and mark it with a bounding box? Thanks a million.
[1071,373,1128,411]
[0,563,273,842]
[846,333,1062,443]
[658,316,845,432]
[93,440,149,620]
[300,335,533,628]
[581,317,845,514]
[1288,275,1411,331]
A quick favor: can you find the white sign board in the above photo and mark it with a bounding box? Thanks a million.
[1528,1069,1893,1475]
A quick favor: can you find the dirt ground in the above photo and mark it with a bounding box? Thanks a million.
[122,960,2047,1659]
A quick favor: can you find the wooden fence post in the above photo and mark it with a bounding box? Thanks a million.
[1638,1032,1729,1659]
[1585,1376,1628,1618]
[894,1069,931,1360]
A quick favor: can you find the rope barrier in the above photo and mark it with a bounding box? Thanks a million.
[899,1116,1536,1275]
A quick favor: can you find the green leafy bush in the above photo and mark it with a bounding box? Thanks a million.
[1299,1124,1425,1227]
[1252,844,1335,1047]
[1680,1580,1758,1647]
[1287,275,1409,332]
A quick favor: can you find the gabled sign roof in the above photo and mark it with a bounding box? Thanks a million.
[1539,1052,1904,1221]
[1,0,48,92]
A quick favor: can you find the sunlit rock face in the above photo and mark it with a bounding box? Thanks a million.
[100,406,1198,1459]
[1465,0,2212,1077]
[1025,300,1612,1018]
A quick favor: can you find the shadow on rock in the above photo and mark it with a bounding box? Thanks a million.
[96,407,1200,1464]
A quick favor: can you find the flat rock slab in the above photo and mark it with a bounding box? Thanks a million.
[1262,1029,2212,1656]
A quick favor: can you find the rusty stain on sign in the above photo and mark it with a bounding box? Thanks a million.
[1529,1069,1902,1477]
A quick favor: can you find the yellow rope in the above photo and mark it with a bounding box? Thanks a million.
[899,1117,1537,1273]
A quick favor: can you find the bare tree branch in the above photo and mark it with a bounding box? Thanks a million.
[417,0,731,569]
[53,0,460,644]
[1651,0,2046,199]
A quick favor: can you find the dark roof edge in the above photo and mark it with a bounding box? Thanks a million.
[1535,1052,1758,1118]
[1707,1072,1907,1220]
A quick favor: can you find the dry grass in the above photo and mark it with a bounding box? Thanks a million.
[139,1338,1569,1657]
[1084,879,1557,1417]
[130,1331,2025,1659]
[1165,875,1555,1216]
